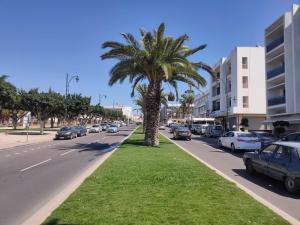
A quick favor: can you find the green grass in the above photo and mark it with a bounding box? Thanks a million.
[43,128,288,225]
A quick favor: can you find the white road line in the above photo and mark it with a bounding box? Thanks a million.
[14,152,20,155]
[23,150,28,153]
[30,148,35,151]
[60,149,77,156]
[20,159,52,172]
[5,154,11,157]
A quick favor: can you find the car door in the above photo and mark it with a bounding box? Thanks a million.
[267,146,291,181]
[220,132,229,147]
[253,144,278,175]
[285,134,297,141]
[227,132,234,148]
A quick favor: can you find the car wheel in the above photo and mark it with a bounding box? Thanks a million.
[245,159,255,174]
[231,143,236,152]
[285,177,299,193]
[218,140,223,148]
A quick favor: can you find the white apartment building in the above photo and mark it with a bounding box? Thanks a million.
[209,46,266,130]
[193,92,209,118]
[264,4,300,132]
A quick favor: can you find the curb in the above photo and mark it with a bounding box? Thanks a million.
[160,132,300,225]
[21,126,138,225]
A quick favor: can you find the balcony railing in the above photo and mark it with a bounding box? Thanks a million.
[267,64,285,80]
[266,36,284,53]
[268,96,286,106]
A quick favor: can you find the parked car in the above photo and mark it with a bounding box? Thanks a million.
[251,131,278,148]
[55,127,77,140]
[243,142,300,193]
[205,125,223,138]
[189,124,200,134]
[101,123,108,131]
[282,132,300,142]
[159,125,166,130]
[169,124,179,133]
[89,124,102,133]
[173,126,192,140]
[74,126,87,137]
[195,124,210,135]
[218,131,261,152]
[107,124,118,133]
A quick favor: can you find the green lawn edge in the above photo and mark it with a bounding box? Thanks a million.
[43,128,289,225]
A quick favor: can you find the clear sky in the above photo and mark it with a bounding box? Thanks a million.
[0,0,299,108]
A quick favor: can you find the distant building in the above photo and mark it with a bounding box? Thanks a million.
[104,105,133,119]
[209,46,266,130]
[264,4,300,132]
[193,92,210,118]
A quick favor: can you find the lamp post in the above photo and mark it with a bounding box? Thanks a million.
[98,94,107,105]
[65,73,79,124]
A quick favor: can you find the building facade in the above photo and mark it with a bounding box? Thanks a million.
[209,46,266,130]
[264,4,300,132]
[193,92,210,118]
[104,105,133,119]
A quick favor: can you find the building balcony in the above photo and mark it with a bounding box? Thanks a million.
[266,36,284,53]
[267,96,286,106]
[267,65,285,80]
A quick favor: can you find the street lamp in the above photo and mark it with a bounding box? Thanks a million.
[98,94,107,105]
[65,73,79,123]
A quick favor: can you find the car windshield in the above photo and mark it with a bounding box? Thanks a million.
[178,127,189,131]
[237,133,256,137]
[60,127,70,131]
[256,132,274,138]
[101,124,106,126]
[111,125,117,127]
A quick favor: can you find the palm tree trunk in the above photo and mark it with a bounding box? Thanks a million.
[142,109,146,133]
[144,81,161,146]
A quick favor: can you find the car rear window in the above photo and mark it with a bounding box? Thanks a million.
[237,133,256,138]
[178,127,189,131]
[214,126,222,130]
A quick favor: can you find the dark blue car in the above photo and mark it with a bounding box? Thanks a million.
[243,141,300,193]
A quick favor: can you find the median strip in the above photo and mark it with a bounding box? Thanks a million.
[21,159,52,172]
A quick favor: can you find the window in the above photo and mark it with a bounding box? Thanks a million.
[242,76,248,88]
[273,146,291,161]
[286,134,298,141]
[243,96,249,108]
[242,57,248,69]
[261,144,278,160]
[227,97,231,108]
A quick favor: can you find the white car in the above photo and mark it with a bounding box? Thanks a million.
[89,124,102,133]
[218,131,261,152]
[107,125,118,133]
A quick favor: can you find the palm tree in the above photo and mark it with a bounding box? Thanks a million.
[180,89,195,119]
[101,23,215,146]
[134,83,168,133]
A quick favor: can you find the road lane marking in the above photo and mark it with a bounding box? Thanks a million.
[30,148,35,151]
[23,150,28,153]
[14,152,20,155]
[60,149,77,156]
[21,159,52,172]
[5,154,11,157]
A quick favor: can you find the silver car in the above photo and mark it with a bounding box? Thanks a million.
[89,124,102,133]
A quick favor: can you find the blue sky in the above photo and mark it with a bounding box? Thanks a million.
[0,0,299,107]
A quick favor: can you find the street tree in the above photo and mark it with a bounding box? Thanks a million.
[101,23,215,146]
[65,94,91,124]
[179,89,194,119]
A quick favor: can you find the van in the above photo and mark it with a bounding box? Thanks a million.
[205,125,223,138]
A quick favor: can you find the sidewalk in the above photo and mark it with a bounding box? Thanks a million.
[0,131,56,150]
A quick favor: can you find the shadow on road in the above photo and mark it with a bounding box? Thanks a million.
[232,169,300,198]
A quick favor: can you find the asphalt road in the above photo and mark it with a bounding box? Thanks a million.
[161,129,300,223]
[0,125,136,225]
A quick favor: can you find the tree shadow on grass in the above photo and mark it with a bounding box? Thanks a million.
[43,218,59,225]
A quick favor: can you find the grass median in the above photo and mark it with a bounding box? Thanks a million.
[43,128,288,225]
